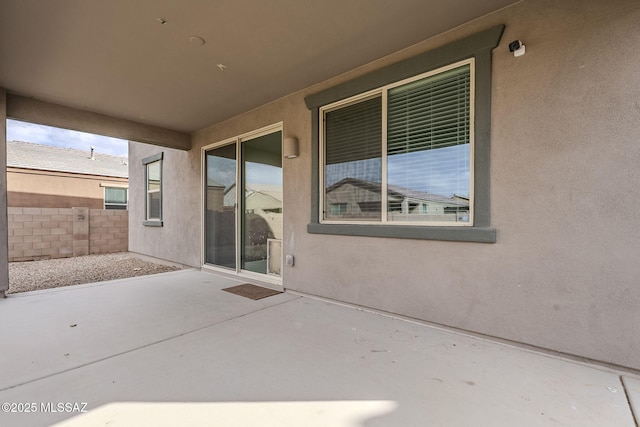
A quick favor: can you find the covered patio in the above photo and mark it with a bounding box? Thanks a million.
[0,270,637,426]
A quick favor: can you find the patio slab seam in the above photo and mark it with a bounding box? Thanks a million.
[622,376,640,427]
[0,294,302,392]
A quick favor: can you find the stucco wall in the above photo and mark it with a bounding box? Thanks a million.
[128,142,201,267]
[0,89,8,294]
[7,168,128,209]
[129,0,640,370]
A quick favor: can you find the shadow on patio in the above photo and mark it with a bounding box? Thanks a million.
[0,270,637,426]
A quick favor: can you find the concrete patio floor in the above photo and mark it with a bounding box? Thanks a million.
[0,270,638,426]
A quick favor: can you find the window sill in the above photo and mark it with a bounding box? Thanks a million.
[143,220,163,227]
[307,222,496,243]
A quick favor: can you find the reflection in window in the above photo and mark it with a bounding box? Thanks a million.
[321,61,472,226]
[242,132,283,275]
[324,96,382,221]
[205,144,237,268]
[147,161,161,220]
[330,203,347,216]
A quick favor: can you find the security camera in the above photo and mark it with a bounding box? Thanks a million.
[508,40,526,57]
[508,40,522,52]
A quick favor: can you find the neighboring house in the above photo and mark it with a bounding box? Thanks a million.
[205,181,283,274]
[6,141,128,209]
[2,0,640,373]
[325,178,469,222]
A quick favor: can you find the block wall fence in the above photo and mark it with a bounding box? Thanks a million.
[8,207,128,262]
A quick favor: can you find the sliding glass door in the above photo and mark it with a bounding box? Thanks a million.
[204,128,283,279]
[204,144,237,269]
[241,131,283,274]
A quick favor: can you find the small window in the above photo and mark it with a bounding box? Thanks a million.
[330,203,347,216]
[104,187,128,210]
[143,153,163,226]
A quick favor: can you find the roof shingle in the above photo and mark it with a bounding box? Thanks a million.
[7,141,128,178]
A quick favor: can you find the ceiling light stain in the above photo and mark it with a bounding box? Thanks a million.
[189,36,206,46]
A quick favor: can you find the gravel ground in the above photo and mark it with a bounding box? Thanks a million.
[8,252,183,294]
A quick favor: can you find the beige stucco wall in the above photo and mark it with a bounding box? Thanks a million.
[129,0,640,370]
[7,168,128,209]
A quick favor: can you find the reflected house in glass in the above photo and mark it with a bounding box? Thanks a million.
[206,178,228,213]
[325,178,468,222]
[223,183,283,239]
[206,179,283,270]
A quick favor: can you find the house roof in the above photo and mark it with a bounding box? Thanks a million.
[206,178,225,188]
[7,141,128,178]
[245,184,283,204]
[222,183,283,207]
[327,178,468,207]
[0,1,518,134]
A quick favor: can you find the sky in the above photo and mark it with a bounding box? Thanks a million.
[206,156,282,190]
[6,119,129,157]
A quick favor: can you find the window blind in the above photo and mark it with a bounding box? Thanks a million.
[387,64,470,155]
[321,61,473,224]
[325,96,382,165]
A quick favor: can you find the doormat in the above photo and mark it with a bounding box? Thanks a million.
[221,284,282,300]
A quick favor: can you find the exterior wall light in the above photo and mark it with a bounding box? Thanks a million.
[283,137,299,159]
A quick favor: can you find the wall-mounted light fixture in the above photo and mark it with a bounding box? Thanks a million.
[283,137,299,159]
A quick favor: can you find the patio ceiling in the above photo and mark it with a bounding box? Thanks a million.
[0,0,517,134]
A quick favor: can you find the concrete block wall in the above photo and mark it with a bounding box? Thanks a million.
[73,207,89,257]
[8,207,128,262]
[88,209,128,255]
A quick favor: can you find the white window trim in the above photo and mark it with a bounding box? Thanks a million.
[103,186,128,210]
[319,58,475,228]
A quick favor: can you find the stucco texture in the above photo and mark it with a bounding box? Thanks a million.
[128,142,201,267]
[7,169,127,209]
[0,89,8,293]
[130,0,640,370]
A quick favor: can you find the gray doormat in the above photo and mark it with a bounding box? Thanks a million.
[221,284,282,300]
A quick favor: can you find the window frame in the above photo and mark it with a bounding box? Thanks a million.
[319,58,475,227]
[142,152,163,226]
[304,25,504,243]
[103,186,128,210]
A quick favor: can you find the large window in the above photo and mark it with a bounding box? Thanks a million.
[143,152,163,226]
[322,60,473,226]
[305,25,503,242]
